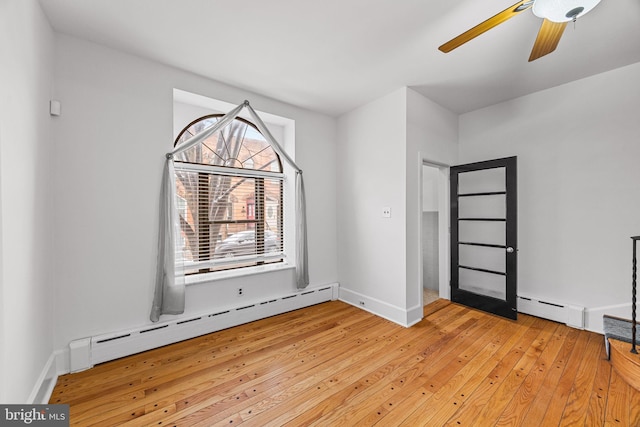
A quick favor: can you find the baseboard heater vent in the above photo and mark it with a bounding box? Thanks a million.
[70,285,337,372]
[518,295,584,329]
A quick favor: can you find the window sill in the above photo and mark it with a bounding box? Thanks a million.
[184,262,295,286]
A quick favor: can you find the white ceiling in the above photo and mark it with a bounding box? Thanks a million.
[39,0,640,116]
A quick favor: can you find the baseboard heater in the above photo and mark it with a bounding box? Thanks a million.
[69,285,337,372]
[518,294,584,329]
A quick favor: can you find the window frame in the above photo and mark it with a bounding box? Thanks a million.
[173,114,289,282]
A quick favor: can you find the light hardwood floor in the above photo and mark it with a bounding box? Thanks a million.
[50,300,640,426]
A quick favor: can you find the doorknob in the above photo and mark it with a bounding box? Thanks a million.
[506,247,515,253]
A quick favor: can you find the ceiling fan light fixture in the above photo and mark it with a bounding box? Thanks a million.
[532,0,601,23]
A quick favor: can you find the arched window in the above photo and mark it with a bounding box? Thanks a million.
[173,114,284,275]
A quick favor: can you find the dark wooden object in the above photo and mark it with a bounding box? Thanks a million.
[632,236,639,354]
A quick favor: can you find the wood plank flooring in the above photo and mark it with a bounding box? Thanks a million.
[609,338,640,393]
[50,300,640,426]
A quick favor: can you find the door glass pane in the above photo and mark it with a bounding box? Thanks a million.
[459,221,505,246]
[458,194,505,219]
[459,245,505,273]
[459,268,506,300]
[458,167,505,194]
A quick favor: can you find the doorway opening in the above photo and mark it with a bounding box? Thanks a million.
[421,161,449,307]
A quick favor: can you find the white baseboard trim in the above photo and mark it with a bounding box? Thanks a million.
[517,294,585,329]
[27,350,64,404]
[64,284,338,373]
[56,348,70,377]
[338,287,418,327]
[406,304,423,327]
[517,296,637,335]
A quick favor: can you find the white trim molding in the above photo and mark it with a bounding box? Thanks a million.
[339,287,420,327]
[518,294,585,329]
[28,350,64,404]
[68,284,338,372]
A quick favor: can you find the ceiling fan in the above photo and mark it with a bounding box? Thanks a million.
[439,0,601,61]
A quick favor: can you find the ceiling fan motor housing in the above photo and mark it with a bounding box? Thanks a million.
[532,0,600,22]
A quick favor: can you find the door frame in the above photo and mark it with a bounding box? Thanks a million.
[420,159,451,304]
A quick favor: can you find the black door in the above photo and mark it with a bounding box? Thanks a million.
[450,156,517,320]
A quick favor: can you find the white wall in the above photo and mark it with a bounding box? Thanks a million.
[422,165,440,292]
[422,165,440,212]
[459,62,640,328]
[406,88,458,314]
[422,211,439,291]
[173,99,286,143]
[51,35,337,353]
[336,88,457,325]
[0,0,55,403]
[336,88,408,320]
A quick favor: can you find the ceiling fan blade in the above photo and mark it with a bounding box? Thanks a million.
[439,0,534,53]
[528,19,567,61]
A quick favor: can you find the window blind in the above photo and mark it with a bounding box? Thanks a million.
[174,163,284,275]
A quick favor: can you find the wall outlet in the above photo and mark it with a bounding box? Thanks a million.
[382,207,391,218]
[238,288,243,296]
[359,301,366,306]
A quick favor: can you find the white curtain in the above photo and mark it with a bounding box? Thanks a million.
[151,101,309,322]
[244,103,308,288]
